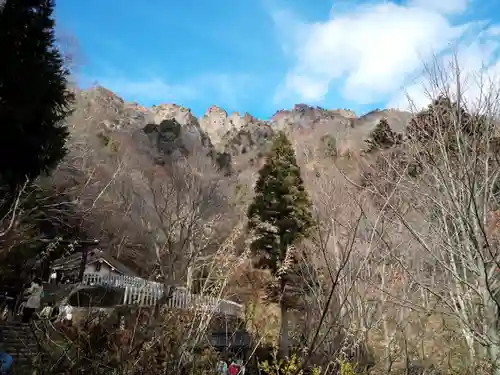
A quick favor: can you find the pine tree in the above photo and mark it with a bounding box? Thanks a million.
[247,131,313,357]
[365,118,401,152]
[0,0,72,192]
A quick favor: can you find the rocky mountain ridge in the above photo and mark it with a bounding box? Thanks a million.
[68,85,414,178]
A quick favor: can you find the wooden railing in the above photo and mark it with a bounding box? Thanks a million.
[79,273,243,316]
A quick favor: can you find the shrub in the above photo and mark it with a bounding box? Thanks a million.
[97,132,110,147]
[259,349,321,375]
[320,134,337,158]
[215,151,232,176]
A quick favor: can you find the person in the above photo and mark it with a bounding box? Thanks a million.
[216,359,228,375]
[59,302,73,326]
[39,302,53,319]
[236,359,245,375]
[228,359,241,375]
[0,305,7,321]
[16,301,25,317]
[50,302,59,323]
[0,350,13,374]
[22,278,43,323]
[0,286,17,321]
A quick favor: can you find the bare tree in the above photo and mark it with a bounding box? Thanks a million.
[0,178,28,242]
[273,165,385,373]
[356,53,500,373]
[56,28,85,84]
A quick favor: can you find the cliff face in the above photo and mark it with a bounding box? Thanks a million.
[70,86,412,169]
[65,86,415,194]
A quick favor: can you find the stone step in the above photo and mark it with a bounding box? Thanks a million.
[0,322,42,364]
[2,331,36,337]
[4,345,39,352]
[2,338,35,344]
[1,328,33,333]
[1,329,33,335]
[7,351,36,359]
[1,331,37,337]
[0,323,52,371]
[4,350,39,358]
[5,349,49,369]
[7,355,38,362]
[3,338,40,344]
[2,334,38,340]
[2,337,39,343]
[7,347,45,354]
[7,344,40,350]
[2,340,39,347]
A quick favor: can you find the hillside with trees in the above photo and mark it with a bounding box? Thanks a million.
[1,0,500,374]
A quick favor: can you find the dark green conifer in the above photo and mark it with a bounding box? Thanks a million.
[0,0,73,191]
[247,131,313,357]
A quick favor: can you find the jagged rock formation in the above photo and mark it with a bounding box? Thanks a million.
[198,105,264,148]
[63,86,416,194]
[272,104,356,130]
[69,87,412,174]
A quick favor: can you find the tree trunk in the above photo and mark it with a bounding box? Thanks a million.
[488,342,500,375]
[483,289,500,375]
[279,299,290,359]
[186,265,193,293]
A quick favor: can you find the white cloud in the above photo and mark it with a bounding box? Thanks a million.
[488,26,500,37]
[388,36,500,111]
[274,0,500,110]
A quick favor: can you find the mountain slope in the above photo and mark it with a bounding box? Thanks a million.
[50,85,413,274]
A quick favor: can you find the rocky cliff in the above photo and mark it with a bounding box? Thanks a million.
[68,86,412,173]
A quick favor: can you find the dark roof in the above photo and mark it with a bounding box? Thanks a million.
[52,249,138,277]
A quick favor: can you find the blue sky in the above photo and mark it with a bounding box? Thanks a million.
[55,0,500,119]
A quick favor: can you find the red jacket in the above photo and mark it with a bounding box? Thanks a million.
[228,363,241,375]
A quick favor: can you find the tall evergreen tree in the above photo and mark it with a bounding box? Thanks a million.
[0,0,72,192]
[247,131,313,358]
[365,118,401,152]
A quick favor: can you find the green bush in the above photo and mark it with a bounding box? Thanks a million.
[365,118,401,152]
[259,350,321,375]
[320,134,337,158]
[339,360,357,375]
[158,119,181,137]
[215,151,232,176]
[97,132,111,147]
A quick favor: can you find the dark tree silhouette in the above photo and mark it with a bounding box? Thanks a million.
[0,0,73,193]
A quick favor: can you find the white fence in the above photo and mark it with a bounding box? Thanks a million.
[123,286,242,316]
[82,273,163,290]
[80,272,243,316]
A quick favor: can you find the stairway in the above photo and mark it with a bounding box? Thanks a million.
[209,329,251,348]
[0,321,42,370]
